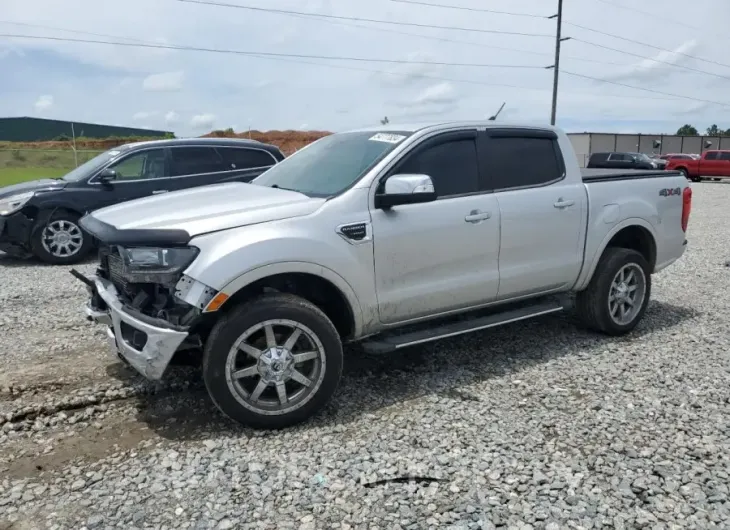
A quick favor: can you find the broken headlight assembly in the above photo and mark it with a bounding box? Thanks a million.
[117,246,199,283]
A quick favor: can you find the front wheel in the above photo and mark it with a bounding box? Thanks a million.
[30,210,93,265]
[576,248,651,336]
[203,293,343,429]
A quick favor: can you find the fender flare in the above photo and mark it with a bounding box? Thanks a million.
[574,217,658,291]
[218,260,366,337]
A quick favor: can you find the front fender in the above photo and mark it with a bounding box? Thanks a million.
[184,222,377,337]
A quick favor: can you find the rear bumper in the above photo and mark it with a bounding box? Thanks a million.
[0,212,33,256]
[84,275,189,380]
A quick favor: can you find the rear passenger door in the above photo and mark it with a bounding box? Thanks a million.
[481,130,585,300]
[166,146,228,192]
[215,147,279,183]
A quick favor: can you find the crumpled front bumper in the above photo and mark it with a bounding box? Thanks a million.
[84,275,189,380]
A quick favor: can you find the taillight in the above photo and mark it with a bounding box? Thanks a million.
[681,186,692,232]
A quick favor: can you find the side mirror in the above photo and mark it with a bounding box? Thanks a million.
[374,174,437,209]
[98,168,117,184]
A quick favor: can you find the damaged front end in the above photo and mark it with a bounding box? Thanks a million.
[75,244,220,380]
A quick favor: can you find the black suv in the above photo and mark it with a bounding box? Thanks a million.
[586,151,657,170]
[0,138,284,264]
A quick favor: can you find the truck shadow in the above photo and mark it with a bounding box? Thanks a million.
[115,300,698,441]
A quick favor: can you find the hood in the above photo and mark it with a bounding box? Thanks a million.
[90,182,326,237]
[0,178,66,199]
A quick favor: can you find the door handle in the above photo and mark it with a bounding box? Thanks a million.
[152,190,169,194]
[554,198,575,209]
[465,210,491,223]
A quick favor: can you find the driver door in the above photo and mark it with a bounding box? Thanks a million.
[94,148,169,208]
[370,129,500,324]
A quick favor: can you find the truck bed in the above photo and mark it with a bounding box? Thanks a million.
[581,168,681,182]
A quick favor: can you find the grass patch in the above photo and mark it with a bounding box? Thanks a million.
[0,167,69,186]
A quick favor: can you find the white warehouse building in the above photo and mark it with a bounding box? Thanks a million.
[567,132,730,167]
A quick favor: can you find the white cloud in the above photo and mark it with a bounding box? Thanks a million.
[142,71,185,92]
[602,40,699,82]
[132,111,156,121]
[165,111,180,125]
[411,82,456,106]
[2,0,728,135]
[34,95,53,113]
[190,113,216,129]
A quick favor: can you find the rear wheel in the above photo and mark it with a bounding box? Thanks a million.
[203,293,343,429]
[30,210,93,265]
[576,248,651,336]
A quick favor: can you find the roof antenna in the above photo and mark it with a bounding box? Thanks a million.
[488,102,506,121]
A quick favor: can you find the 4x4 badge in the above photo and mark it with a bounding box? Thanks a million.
[659,187,681,197]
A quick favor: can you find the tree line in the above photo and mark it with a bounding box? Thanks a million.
[676,124,730,136]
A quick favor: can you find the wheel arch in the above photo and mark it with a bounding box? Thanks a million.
[214,262,365,340]
[575,218,658,291]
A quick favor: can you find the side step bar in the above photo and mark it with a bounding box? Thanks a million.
[361,300,565,354]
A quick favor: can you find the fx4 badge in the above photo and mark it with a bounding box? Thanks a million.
[659,187,681,197]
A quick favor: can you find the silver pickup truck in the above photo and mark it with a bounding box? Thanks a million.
[76,121,692,428]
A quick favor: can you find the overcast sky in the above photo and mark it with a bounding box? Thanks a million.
[1,0,729,136]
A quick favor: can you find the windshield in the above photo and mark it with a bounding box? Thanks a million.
[251,131,412,197]
[61,148,126,182]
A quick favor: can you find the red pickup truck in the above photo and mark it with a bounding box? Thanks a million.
[665,150,730,182]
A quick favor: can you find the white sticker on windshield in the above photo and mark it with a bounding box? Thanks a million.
[369,133,406,144]
[108,150,121,156]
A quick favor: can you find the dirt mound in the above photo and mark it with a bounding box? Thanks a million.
[0,130,333,156]
[202,129,332,155]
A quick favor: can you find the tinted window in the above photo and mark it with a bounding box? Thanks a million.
[705,151,718,160]
[488,137,563,190]
[589,153,608,163]
[170,147,225,176]
[720,152,730,160]
[108,149,166,181]
[395,138,479,197]
[218,147,276,169]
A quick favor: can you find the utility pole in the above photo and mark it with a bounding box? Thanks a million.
[548,0,569,126]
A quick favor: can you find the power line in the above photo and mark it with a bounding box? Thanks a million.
[0,34,547,68]
[592,0,715,37]
[564,21,730,71]
[174,0,554,38]
[562,70,730,108]
[572,38,730,82]
[0,31,716,104]
[377,1,730,83]
[389,0,548,18]
[0,19,626,69]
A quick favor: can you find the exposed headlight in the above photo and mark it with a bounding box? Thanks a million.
[0,192,34,216]
[118,246,199,281]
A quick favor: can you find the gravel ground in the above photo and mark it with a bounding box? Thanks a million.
[1,183,729,530]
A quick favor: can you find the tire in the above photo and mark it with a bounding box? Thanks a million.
[30,209,94,265]
[203,293,343,429]
[575,248,651,336]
